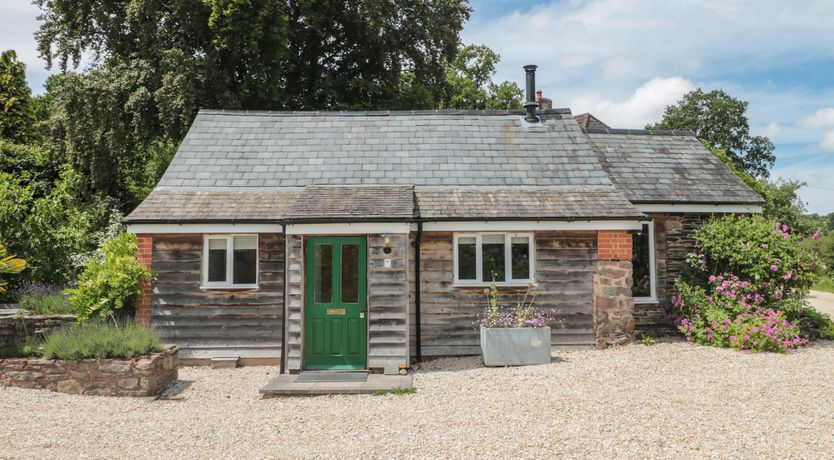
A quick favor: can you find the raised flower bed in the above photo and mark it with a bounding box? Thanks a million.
[0,344,178,397]
[479,282,552,366]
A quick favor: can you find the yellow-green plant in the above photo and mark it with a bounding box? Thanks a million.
[65,233,151,322]
[0,243,26,293]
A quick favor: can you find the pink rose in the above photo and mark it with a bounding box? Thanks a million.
[774,291,783,299]
[782,224,790,232]
[770,264,779,271]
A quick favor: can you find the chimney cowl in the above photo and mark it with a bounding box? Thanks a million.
[523,65,539,123]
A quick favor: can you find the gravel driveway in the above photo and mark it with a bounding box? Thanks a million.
[2,341,833,459]
[809,290,834,317]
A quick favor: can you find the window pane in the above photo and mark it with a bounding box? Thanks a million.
[457,237,476,280]
[511,236,530,280]
[341,244,360,303]
[482,234,505,282]
[632,224,652,297]
[314,244,333,303]
[233,236,257,285]
[207,239,227,282]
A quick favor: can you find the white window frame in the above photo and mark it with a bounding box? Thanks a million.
[633,221,658,304]
[452,233,535,286]
[201,234,259,289]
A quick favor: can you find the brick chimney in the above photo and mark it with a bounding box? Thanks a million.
[536,90,553,110]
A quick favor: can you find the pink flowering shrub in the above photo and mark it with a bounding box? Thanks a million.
[670,278,806,352]
[671,216,825,352]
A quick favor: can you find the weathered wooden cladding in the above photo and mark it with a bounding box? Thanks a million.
[151,233,284,360]
[284,234,304,371]
[412,231,597,357]
[367,234,409,368]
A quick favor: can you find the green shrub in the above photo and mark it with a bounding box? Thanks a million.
[796,307,834,341]
[19,292,73,315]
[640,334,656,346]
[40,320,162,360]
[65,233,151,321]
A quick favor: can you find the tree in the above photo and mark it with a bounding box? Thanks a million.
[442,45,522,109]
[648,89,775,178]
[0,50,36,143]
[33,0,472,209]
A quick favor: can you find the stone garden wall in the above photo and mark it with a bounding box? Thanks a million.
[0,345,178,397]
[0,311,76,347]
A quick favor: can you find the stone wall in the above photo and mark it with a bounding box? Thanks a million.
[0,345,178,397]
[593,260,635,348]
[0,313,76,347]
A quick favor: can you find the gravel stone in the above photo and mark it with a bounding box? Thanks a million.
[1,341,833,459]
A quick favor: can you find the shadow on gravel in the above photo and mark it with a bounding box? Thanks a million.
[414,355,567,373]
[157,379,194,400]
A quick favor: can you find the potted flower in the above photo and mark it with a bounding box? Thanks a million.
[478,281,551,366]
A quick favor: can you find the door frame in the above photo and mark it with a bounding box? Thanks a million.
[303,235,368,370]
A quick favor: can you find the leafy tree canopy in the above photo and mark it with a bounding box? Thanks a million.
[442,44,522,110]
[0,50,37,143]
[648,89,775,178]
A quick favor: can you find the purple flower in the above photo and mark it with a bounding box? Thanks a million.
[770,265,779,271]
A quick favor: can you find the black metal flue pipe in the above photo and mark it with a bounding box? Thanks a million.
[523,64,539,123]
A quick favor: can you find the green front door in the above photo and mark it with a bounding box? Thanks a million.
[304,236,367,370]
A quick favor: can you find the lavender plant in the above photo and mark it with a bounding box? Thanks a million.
[478,280,548,328]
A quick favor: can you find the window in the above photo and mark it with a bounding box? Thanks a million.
[202,235,259,288]
[453,233,534,285]
[631,222,657,303]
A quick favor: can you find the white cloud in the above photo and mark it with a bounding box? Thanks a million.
[821,132,834,151]
[565,77,696,128]
[762,122,781,138]
[803,108,834,128]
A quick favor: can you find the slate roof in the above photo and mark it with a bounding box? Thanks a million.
[126,108,762,223]
[156,109,610,189]
[287,185,414,221]
[415,186,645,220]
[585,129,765,204]
[126,190,296,222]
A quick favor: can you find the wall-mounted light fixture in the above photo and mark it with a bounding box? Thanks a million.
[383,234,392,254]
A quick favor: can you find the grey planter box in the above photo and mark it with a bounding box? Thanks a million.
[480,326,551,366]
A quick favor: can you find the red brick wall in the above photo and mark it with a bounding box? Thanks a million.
[136,234,153,323]
[598,230,632,261]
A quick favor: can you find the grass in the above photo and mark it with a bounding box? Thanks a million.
[40,320,163,360]
[18,292,74,315]
[640,334,656,346]
[372,387,416,396]
[812,276,834,294]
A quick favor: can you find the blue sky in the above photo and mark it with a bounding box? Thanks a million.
[3,0,834,213]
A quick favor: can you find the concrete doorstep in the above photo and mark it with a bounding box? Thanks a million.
[259,373,413,396]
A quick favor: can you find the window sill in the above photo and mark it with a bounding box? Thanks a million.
[634,297,658,304]
[200,285,260,291]
[453,282,536,288]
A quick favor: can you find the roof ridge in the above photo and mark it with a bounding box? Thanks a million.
[198,108,574,117]
[584,127,697,137]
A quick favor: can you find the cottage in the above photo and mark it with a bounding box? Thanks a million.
[125,67,763,372]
